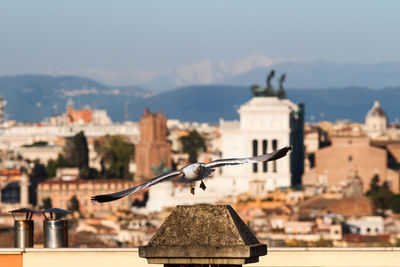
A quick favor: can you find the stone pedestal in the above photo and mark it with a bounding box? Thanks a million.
[139,205,267,266]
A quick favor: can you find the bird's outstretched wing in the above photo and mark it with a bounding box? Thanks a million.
[91,170,183,203]
[204,145,293,168]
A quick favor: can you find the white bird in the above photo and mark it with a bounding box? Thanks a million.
[91,145,292,203]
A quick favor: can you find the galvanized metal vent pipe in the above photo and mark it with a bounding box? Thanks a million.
[41,208,72,248]
[9,208,38,248]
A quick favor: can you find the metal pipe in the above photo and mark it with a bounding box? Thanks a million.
[14,220,34,248]
[43,219,69,248]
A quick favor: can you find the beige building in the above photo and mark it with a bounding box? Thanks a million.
[37,179,143,215]
[219,96,303,193]
[14,145,63,163]
[304,136,399,193]
[0,123,140,151]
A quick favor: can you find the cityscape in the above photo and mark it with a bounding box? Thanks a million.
[1,80,400,249]
[2,1,400,267]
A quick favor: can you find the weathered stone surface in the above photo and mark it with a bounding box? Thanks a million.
[139,204,267,264]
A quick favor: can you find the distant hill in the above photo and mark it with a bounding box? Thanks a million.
[1,75,399,123]
[46,57,400,92]
[136,58,400,92]
[0,75,150,122]
[127,85,400,123]
[128,85,252,122]
[222,61,400,90]
[287,87,400,122]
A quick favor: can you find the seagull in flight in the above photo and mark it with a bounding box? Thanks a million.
[91,145,292,203]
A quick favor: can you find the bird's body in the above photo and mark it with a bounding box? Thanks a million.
[91,145,293,203]
[182,163,201,181]
[179,163,214,182]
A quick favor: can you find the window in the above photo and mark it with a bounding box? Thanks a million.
[272,139,278,172]
[262,140,268,172]
[252,140,258,173]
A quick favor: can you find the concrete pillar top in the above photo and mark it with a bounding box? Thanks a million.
[139,204,267,265]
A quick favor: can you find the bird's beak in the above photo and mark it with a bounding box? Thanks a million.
[196,166,200,173]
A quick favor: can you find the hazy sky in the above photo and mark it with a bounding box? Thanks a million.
[1,0,400,76]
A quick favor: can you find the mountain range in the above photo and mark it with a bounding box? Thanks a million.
[1,74,399,124]
[144,60,400,92]
[0,75,150,122]
[47,55,400,92]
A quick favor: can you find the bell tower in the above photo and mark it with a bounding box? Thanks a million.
[135,108,171,179]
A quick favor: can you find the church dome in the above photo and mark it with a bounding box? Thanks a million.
[365,100,388,138]
[366,100,387,118]
[327,196,374,217]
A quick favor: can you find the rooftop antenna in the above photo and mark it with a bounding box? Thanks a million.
[53,103,59,116]
[320,112,325,121]
[124,101,129,122]
[36,102,42,123]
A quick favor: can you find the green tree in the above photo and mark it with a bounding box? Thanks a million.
[366,174,380,196]
[46,154,70,178]
[46,158,57,178]
[179,130,206,163]
[40,197,52,210]
[64,131,89,178]
[29,162,48,205]
[374,181,393,210]
[366,175,394,212]
[23,141,48,147]
[95,135,135,179]
[67,195,80,213]
[314,237,333,247]
[150,160,170,175]
[391,194,400,213]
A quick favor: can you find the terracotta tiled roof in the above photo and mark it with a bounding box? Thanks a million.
[342,234,390,243]
[68,110,93,123]
[328,196,374,216]
[299,195,338,210]
[0,169,22,176]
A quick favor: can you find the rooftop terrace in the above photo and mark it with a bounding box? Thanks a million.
[3,205,400,267]
[2,247,400,267]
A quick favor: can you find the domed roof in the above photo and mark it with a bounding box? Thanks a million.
[327,196,374,217]
[367,100,387,118]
